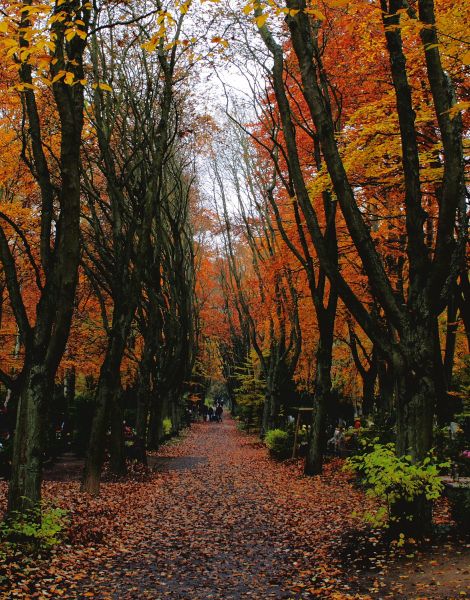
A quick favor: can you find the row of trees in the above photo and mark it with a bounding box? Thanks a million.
[0,0,467,536]
[0,1,201,514]
[195,0,468,528]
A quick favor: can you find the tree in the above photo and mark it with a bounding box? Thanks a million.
[80,1,192,493]
[253,0,466,463]
[211,126,301,434]
[0,0,91,515]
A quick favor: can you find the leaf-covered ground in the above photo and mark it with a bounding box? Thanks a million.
[1,418,469,599]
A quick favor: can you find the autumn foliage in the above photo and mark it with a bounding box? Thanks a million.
[0,0,468,596]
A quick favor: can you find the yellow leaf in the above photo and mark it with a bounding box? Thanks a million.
[446,101,470,119]
[0,21,8,33]
[305,8,326,19]
[255,13,269,27]
[462,51,470,66]
[2,38,16,48]
[95,82,112,92]
[211,36,229,47]
[52,71,66,83]
[64,71,75,85]
[142,39,158,52]
[243,3,254,15]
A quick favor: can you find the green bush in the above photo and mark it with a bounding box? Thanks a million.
[345,444,448,536]
[162,418,172,436]
[265,429,292,460]
[234,351,265,430]
[0,503,68,553]
[237,404,263,431]
[353,422,395,453]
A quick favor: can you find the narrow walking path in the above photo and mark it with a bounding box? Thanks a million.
[69,417,365,599]
[3,417,469,599]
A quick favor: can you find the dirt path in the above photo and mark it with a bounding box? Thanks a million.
[68,417,364,599]
[2,417,469,599]
[76,419,310,598]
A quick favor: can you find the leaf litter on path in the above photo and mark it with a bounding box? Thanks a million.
[1,418,469,599]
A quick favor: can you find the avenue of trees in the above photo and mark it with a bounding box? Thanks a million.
[0,0,468,537]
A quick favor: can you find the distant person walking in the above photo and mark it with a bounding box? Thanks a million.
[215,404,223,423]
[328,426,344,455]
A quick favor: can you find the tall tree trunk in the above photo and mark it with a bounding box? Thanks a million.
[5,1,90,517]
[305,317,334,475]
[394,322,436,461]
[361,356,378,417]
[135,358,151,442]
[109,390,126,476]
[377,357,395,418]
[148,386,167,449]
[7,362,49,514]
[81,316,129,495]
[443,286,458,390]
[261,376,281,436]
[64,367,76,410]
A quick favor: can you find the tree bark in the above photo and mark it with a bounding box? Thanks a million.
[5,0,89,514]
[135,357,151,443]
[81,311,130,495]
[394,322,436,461]
[377,357,395,418]
[305,313,335,475]
[7,362,49,514]
[109,390,126,476]
[148,386,167,450]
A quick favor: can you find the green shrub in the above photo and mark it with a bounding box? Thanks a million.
[234,351,265,430]
[0,503,68,553]
[162,418,172,436]
[265,429,291,460]
[345,444,448,536]
[236,404,263,431]
[353,422,395,453]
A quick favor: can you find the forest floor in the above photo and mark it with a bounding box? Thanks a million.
[1,417,469,599]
